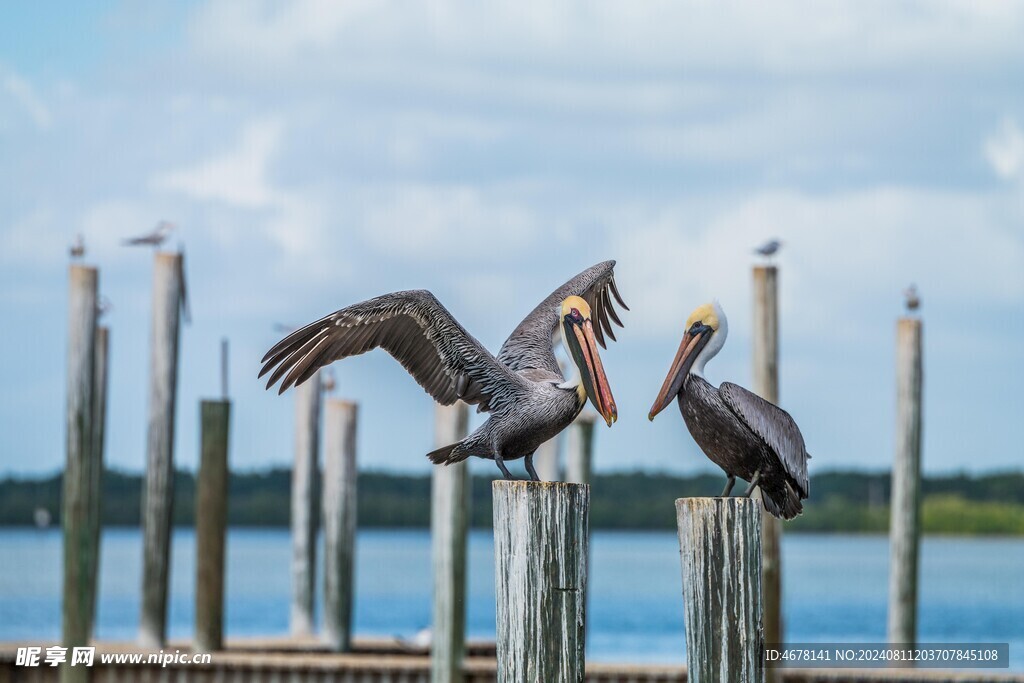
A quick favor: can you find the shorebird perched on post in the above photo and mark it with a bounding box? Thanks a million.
[648,301,810,519]
[754,239,782,261]
[903,284,921,313]
[123,220,175,248]
[69,233,85,260]
[260,261,627,481]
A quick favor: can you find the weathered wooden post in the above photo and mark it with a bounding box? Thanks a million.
[431,402,470,683]
[888,316,924,651]
[86,324,109,630]
[565,413,596,485]
[195,399,230,652]
[323,399,358,652]
[493,481,588,683]
[677,498,764,683]
[291,370,322,637]
[139,251,184,648]
[534,437,562,482]
[752,264,782,680]
[62,265,99,683]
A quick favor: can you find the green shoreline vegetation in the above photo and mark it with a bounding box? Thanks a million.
[2,469,1023,534]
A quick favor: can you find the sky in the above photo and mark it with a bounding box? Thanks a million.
[1,1,1022,478]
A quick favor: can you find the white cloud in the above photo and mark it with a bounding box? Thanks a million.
[154,118,286,209]
[1,66,52,129]
[985,117,1024,181]
[612,188,1024,342]
[187,0,1024,83]
[360,185,542,262]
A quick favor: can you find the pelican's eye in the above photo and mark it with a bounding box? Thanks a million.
[690,321,703,333]
[569,308,583,323]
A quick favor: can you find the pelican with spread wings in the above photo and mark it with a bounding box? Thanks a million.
[260,261,627,480]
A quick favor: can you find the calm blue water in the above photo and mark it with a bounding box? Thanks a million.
[0,529,1021,668]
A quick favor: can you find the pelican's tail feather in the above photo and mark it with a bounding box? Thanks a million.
[426,441,469,466]
[762,481,803,520]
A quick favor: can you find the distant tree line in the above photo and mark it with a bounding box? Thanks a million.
[2,468,1023,534]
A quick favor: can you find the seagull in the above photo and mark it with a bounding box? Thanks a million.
[904,284,921,312]
[123,221,175,247]
[754,239,782,260]
[69,234,85,260]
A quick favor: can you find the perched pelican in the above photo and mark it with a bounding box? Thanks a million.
[648,301,810,519]
[123,220,175,247]
[260,262,626,480]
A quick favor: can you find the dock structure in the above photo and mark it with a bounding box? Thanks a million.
[676,497,764,683]
[62,265,100,683]
[493,481,589,683]
[4,639,1024,683]
[322,399,359,652]
[87,324,110,631]
[431,402,471,683]
[194,399,231,652]
[291,370,322,637]
[888,316,924,651]
[753,263,783,683]
[139,251,184,649]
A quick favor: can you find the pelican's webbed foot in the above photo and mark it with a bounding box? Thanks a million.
[721,474,736,497]
[743,469,762,497]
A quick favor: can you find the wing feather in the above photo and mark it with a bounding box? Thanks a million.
[260,290,528,412]
[496,260,627,374]
[719,382,810,497]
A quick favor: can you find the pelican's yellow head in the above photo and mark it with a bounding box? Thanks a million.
[649,301,729,420]
[684,302,721,334]
[561,295,591,320]
[559,295,617,426]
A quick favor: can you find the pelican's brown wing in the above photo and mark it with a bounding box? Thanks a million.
[719,382,811,497]
[260,290,529,412]
[496,260,628,375]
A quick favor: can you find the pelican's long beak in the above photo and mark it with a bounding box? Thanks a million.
[648,326,711,420]
[565,316,618,426]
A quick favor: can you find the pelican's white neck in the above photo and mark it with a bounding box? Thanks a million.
[690,302,728,379]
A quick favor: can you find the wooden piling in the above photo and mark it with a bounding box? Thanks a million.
[195,400,231,652]
[323,399,359,652]
[752,264,782,681]
[676,497,764,683]
[431,402,470,683]
[888,317,924,650]
[493,481,589,683]
[565,413,596,485]
[291,371,322,637]
[62,265,99,683]
[86,325,109,630]
[140,251,184,648]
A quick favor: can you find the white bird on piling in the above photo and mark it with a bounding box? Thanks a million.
[69,233,85,260]
[754,239,782,260]
[123,220,175,247]
[904,284,921,312]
